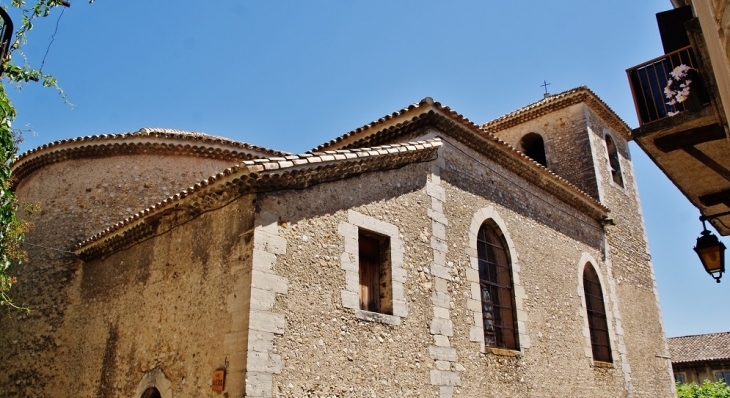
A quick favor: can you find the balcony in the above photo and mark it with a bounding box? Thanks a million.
[627,43,730,235]
[627,45,711,126]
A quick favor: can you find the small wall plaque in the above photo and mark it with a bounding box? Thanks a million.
[212,369,225,392]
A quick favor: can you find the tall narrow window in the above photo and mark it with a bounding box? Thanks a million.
[359,230,393,314]
[477,223,519,350]
[583,264,613,363]
[605,135,624,187]
[520,133,547,167]
[141,388,162,398]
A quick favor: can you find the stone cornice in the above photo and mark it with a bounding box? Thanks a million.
[10,127,289,186]
[74,139,442,259]
[481,87,632,141]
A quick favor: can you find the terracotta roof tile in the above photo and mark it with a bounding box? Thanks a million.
[481,87,632,140]
[668,332,730,364]
[74,139,443,258]
[10,127,289,185]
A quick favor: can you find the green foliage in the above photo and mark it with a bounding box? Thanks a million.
[677,380,730,398]
[0,0,94,310]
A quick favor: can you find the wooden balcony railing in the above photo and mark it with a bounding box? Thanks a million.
[627,45,710,126]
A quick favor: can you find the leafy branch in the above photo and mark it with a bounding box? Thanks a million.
[0,0,94,310]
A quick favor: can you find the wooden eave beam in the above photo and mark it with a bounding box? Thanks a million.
[654,123,726,152]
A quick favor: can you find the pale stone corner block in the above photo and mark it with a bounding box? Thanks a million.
[433,306,450,320]
[247,351,283,374]
[435,360,451,371]
[249,287,277,311]
[440,385,454,398]
[392,267,407,283]
[466,299,481,312]
[433,250,447,266]
[431,236,448,253]
[341,290,360,310]
[468,255,478,269]
[252,249,277,271]
[392,300,408,317]
[429,345,457,361]
[469,326,483,343]
[344,237,358,255]
[465,268,479,283]
[473,312,482,328]
[255,211,279,234]
[429,370,462,387]
[431,292,450,308]
[430,318,454,337]
[344,271,359,292]
[252,269,288,294]
[434,277,449,293]
[427,209,449,226]
[391,283,405,301]
[249,311,285,335]
[248,331,275,353]
[520,334,531,348]
[426,182,446,202]
[433,334,451,347]
[253,232,287,255]
[337,222,358,239]
[431,264,452,280]
[245,371,274,398]
[431,198,444,213]
[470,283,481,301]
[432,222,446,240]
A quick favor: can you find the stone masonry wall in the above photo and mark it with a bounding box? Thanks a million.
[490,104,600,200]
[586,109,676,398]
[248,135,671,396]
[1,154,248,397]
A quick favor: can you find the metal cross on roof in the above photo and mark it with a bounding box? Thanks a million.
[541,80,551,95]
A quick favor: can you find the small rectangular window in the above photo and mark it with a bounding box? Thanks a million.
[358,230,392,315]
[716,371,730,385]
[674,373,686,384]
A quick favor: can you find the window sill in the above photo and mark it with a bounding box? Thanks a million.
[486,347,521,357]
[354,310,401,326]
[592,361,614,368]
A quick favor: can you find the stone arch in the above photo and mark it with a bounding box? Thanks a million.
[519,132,547,167]
[134,368,172,398]
[603,131,624,187]
[576,253,617,364]
[466,206,530,352]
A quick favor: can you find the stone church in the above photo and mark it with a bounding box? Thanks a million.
[1,87,676,397]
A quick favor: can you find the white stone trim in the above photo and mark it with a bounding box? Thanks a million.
[466,206,530,352]
[135,367,172,398]
[338,210,407,321]
[576,253,619,365]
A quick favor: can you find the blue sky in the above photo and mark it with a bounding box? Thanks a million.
[7,0,728,337]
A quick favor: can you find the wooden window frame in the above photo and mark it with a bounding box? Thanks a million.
[477,223,519,350]
[583,264,613,363]
[358,229,393,315]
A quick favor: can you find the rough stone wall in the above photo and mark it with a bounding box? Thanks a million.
[437,141,628,397]
[1,154,247,397]
[586,108,676,398]
[490,104,600,199]
[27,195,252,397]
[709,0,730,67]
[261,162,435,397]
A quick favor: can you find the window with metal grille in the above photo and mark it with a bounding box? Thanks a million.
[605,135,624,187]
[583,264,613,363]
[477,223,519,350]
[359,230,393,314]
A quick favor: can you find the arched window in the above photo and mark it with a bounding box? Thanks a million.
[520,133,547,167]
[477,223,519,350]
[141,387,162,398]
[583,264,612,363]
[605,134,624,187]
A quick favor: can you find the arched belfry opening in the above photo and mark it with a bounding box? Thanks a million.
[520,133,547,167]
[141,387,162,398]
[605,134,624,187]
